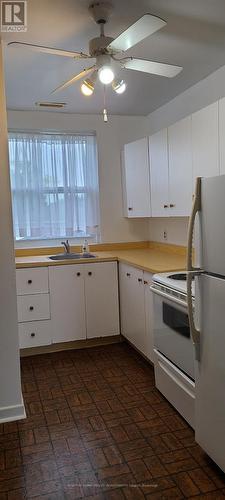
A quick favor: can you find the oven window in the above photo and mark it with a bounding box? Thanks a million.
[163,303,190,338]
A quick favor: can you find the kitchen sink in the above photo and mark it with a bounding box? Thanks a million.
[49,253,96,261]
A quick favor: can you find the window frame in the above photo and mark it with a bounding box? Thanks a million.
[8,129,101,246]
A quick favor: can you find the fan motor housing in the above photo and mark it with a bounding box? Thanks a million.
[89,36,114,56]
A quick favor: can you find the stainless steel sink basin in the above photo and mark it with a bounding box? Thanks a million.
[49,253,96,261]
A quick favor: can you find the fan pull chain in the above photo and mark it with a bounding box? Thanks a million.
[103,85,108,123]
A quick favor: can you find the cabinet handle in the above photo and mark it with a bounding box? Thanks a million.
[163,204,168,208]
[28,279,32,284]
[128,207,133,211]
[29,306,34,311]
[30,332,35,338]
[138,278,143,283]
[88,272,92,276]
[170,204,175,208]
[77,272,81,276]
[126,273,131,277]
[144,280,148,285]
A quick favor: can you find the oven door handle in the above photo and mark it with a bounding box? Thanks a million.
[150,286,188,308]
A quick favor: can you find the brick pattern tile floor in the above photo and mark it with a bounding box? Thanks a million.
[1,342,225,499]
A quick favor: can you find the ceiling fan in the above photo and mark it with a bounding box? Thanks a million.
[8,1,182,99]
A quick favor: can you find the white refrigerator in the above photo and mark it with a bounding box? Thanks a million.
[187,175,225,473]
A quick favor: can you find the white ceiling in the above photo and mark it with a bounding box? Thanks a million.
[3,0,225,115]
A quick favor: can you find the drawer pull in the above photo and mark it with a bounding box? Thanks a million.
[30,332,35,338]
[170,203,175,208]
[88,271,92,276]
[126,273,131,277]
[28,279,32,284]
[144,280,148,285]
[77,272,81,276]
[138,278,143,283]
[163,204,168,208]
[29,306,34,311]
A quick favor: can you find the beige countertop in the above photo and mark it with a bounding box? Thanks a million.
[15,246,187,274]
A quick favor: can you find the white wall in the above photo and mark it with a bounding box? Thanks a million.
[8,110,150,244]
[0,42,24,422]
[149,218,189,246]
[148,62,225,246]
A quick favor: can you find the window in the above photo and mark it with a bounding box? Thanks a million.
[8,132,100,241]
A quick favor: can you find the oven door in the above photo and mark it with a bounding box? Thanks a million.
[151,288,195,379]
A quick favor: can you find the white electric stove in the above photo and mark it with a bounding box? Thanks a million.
[150,271,195,428]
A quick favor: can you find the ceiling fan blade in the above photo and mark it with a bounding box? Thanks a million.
[51,66,96,94]
[123,58,183,78]
[108,14,166,52]
[8,41,90,59]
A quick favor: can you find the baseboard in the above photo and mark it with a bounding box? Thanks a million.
[121,336,154,367]
[0,396,26,423]
[20,334,123,357]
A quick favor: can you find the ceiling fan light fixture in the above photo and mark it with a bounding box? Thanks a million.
[112,79,126,94]
[99,65,114,85]
[81,78,94,96]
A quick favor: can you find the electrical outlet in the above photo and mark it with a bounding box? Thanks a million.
[163,230,167,240]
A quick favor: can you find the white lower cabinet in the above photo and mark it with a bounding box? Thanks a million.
[49,264,86,343]
[84,262,120,339]
[19,321,51,348]
[17,261,120,349]
[49,261,120,343]
[144,271,154,363]
[17,293,50,323]
[119,263,154,361]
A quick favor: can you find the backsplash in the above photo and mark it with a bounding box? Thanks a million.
[149,217,189,247]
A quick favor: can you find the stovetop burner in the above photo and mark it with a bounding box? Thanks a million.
[168,273,194,281]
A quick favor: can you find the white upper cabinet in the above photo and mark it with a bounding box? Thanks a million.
[123,137,151,217]
[219,97,225,175]
[168,116,193,216]
[192,102,219,183]
[149,129,170,217]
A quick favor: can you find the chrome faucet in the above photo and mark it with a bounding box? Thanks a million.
[61,239,70,254]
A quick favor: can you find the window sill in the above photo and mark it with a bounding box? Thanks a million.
[14,236,100,249]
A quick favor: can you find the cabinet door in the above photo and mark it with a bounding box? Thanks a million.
[168,116,193,216]
[119,263,134,344]
[85,262,120,339]
[144,272,154,363]
[49,265,86,343]
[119,263,146,354]
[219,97,225,174]
[149,129,169,217]
[124,138,151,217]
[192,102,219,182]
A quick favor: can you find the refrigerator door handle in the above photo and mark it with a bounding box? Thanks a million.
[187,177,202,359]
[187,177,201,273]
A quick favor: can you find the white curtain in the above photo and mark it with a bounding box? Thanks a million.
[8,132,100,241]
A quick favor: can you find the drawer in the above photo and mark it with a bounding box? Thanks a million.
[19,320,52,348]
[16,267,49,295]
[154,349,195,428]
[17,294,50,323]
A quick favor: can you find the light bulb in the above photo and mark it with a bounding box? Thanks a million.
[112,79,126,94]
[81,79,94,96]
[99,66,114,85]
